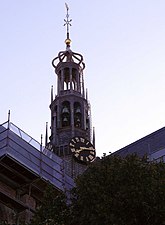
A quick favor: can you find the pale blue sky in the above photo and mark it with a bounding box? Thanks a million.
[0,1,165,156]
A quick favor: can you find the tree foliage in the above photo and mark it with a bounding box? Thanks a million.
[30,155,165,225]
[29,184,69,225]
[71,155,165,225]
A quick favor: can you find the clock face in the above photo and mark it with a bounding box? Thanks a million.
[69,136,96,163]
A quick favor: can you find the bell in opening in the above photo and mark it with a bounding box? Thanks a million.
[62,106,70,114]
[75,107,81,114]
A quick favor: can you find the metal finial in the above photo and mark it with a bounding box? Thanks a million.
[45,122,48,146]
[41,134,43,147]
[8,110,10,123]
[51,85,53,103]
[7,110,10,129]
[64,3,72,44]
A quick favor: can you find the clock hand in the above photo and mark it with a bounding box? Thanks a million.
[74,149,82,153]
[74,147,95,154]
[79,147,95,151]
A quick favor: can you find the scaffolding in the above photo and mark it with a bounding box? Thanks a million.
[0,120,74,223]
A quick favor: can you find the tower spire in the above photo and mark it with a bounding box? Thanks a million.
[64,3,72,47]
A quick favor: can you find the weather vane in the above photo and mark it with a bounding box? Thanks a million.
[64,3,72,40]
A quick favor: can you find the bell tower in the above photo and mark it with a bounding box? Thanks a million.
[47,4,95,177]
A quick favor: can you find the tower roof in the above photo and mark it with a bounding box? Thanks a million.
[52,4,85,70]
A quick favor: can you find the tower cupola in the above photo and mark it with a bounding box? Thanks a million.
[52,3,85,97]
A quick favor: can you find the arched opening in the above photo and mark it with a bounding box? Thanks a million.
[64,68,70,90]
[72,68,78,91]
[61,101,71,127]
[74,102,82,128]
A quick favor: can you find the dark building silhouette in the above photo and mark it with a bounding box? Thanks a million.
[113,127,165,162]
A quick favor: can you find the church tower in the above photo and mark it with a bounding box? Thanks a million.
[47,4,96,177]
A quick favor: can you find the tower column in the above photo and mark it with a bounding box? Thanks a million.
[57,101,61,128]
[69,67,73,90]
[61,69,64,91]
[57,75,61,94]
[83,103,86,130]
[77,72,80,92]
[70,101,74,137]
[82,73,85,97]
[52,111,57,145]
